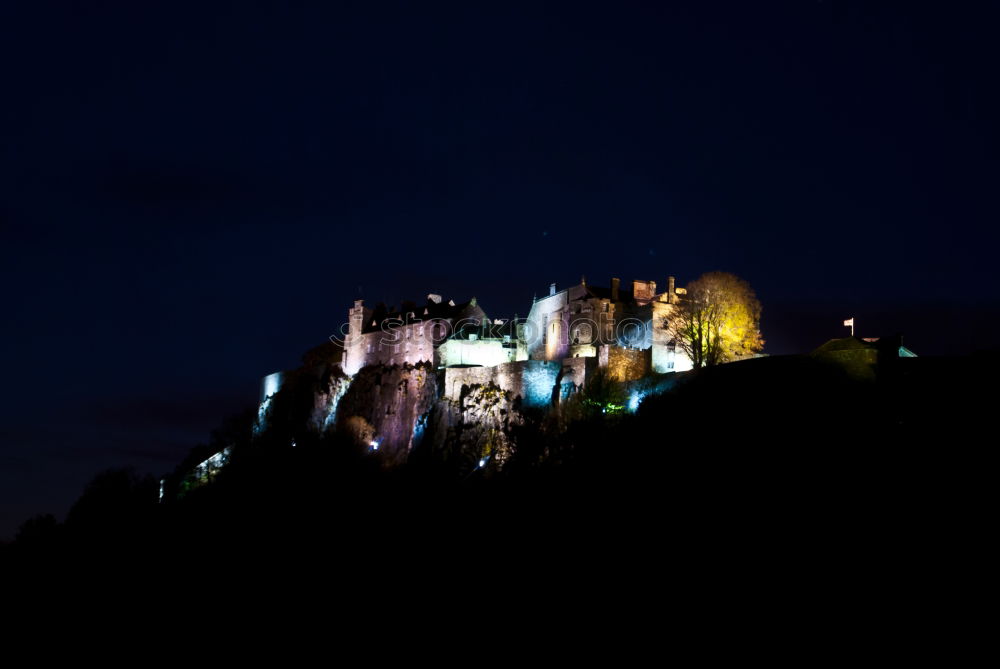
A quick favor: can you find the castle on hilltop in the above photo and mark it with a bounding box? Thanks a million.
[234,276,698,473]
[337,276,694,407]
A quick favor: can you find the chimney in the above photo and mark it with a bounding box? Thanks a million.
[611,277,620,301]
[633,279,655,300]
[667,276,675,302]
[549,282,556,296]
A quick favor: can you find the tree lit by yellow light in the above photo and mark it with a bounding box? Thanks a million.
[664,272,764,367]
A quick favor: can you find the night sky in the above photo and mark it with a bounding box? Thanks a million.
[2,1,998,537]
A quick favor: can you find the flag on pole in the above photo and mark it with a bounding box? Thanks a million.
[843,318,854,327]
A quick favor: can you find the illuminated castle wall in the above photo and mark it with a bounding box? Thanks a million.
[342,295,488,375]
[524,276,693,375]
[438,356,592,407]
[339,275,692,386]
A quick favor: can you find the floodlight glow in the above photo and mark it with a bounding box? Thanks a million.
[370,440,379,450]
[191,447,232,484]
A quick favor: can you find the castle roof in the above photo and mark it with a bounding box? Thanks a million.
[362,298,486,333]
[581,284,635,303]
[448,317,517,342]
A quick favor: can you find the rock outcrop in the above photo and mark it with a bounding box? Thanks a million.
[335,362,438,465]
[427,382,527,472]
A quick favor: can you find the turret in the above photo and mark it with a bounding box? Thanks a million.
[343,299,367,375]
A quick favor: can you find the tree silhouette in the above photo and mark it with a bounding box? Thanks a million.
[64,467,158,539]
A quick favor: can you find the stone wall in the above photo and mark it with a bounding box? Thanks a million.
[600,345,651,382]
[353,323,442,369]
[524,290,568,360]
[443,360,564,409]
[569,343,597,358]
[438,338,515,368]
[650,300,693,373]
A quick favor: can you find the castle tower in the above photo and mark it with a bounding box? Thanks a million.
[545,313,564,361]
[343,299,368,375]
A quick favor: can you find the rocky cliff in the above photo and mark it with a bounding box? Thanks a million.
[425,381,527,472]
[334,362,439,465]
[261,354,577,472]
[329,363,534,471]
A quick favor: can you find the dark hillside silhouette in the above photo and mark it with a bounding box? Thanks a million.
[5,352,992,573]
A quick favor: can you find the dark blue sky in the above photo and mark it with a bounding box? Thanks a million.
[2,1,998,537]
